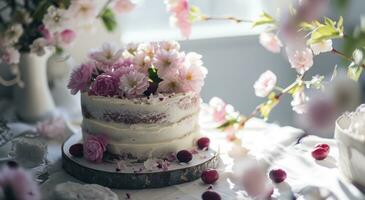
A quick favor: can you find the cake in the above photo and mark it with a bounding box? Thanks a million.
[68,41,207,162]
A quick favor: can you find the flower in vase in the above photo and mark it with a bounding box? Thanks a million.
[90,74,119,97]
[253,70,277,97]
[310,39,332,55]
[154,50,183,77]
[43,6,69,33]
[60,29,76,45]
[1,47,20,65]
[68,0,97,24]
[0,165,41,200]
[259,32,283,53]
[84,135,107,163]
[38,25,52,44]
[119,70,149,98]
[291,90,309,114]
[67,62,96,95]
[287,47,314,74]
[30,38,48,56]
[113,0,135,14]
[89,43,123,66]
[3,24,23,46]
[165,0,191,38]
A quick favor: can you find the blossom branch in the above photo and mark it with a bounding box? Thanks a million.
[331,48,365,69]
[201,15,253,23]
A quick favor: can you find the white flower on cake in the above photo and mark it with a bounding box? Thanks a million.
[179,60,207,93]
[89,43,123,65]
[30,38,48,56]
[310,39,332,55]
[119,70,149,98]
[42,6,69,32]
[133,51,152,73]
[160,40,180,52]
[68,0,97,24]
[254,70,277,97]
[158,75,184,93]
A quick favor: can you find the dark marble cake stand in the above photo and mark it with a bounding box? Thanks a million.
[62,133,219,189]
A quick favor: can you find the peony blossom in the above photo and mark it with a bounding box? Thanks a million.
[113,0,135,14]
[1,47,20,65]
[67,0,97,24]
[42,6,69,33]
[291,90,309,114]
[30,38,48,56]
[36,117,67,139]
[90,74,119,97]
[310,39,332,55]
[89,43,123,66]
[67,62,95,95]
[165,0,191,38]
[158,75,184,93]
[259,32,283,53]
[119,70,149,98]
[253,70,277,97]
[154,50,183,78]
[287,47,314,74]
[60,29,76,44]
[0,165,41,200]
[84,135,107,163]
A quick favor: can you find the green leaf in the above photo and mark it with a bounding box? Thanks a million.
[347,63,363,81]
[259,93,279,120]
[101,8,117,32]
[189,5,203,22]
[217,118,238,130]
[287,83,303,95]
[252,12,275,28]
[299,22,315,31]
[307,17,344,44]
[148,67,162,83]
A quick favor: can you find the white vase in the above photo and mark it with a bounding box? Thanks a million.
[13,52,55,122]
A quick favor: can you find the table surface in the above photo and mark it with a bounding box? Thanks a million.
[1,101,365,200]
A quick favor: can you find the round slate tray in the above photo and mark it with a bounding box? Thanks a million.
[62,133,219,189]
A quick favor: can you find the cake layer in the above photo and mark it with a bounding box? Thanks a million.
[81,92,200,124]
[83,130,201,161]
[82,112,199,144]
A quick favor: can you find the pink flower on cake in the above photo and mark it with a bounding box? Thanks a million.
[119,70,149,98]
[287,47,313,74]
[67,62,95,95]
[154,50,183,78]
[179,64,207,93]
[89,43,123,66]
[133,51,152,73]
[113,0,135,14]
[259,32,283,53]
[159,40,180,52]
[90,74,119,97]
[165,0,191,38]
[0,165,41,200]
[1,47,20,65]
[254,70,277,97]
[84,135,107,163]
[310,39,332,55]
[158,75,184,93]
[291,90,309,114]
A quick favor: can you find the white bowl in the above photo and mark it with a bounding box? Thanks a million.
[335,115,365,187]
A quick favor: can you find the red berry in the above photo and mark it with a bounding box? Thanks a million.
[201,169,219,184]
[269,168,287,183]
[197,137,210,150]
[311,147,329,160]
[177,150,192,163]
[69,143,83,157]
[202,191,221,200]
[315,143,330,152]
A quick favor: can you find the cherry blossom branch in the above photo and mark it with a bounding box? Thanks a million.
[331,48,365,69]
[201,16,253,23]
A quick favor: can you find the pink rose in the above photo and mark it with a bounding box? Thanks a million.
[60,29,76,44]
[90,74,119,97]
[67,62,96,95]
[287,47,314,74]
[259,32,283,53]
[253,70,277,97]
[84,135,107,163]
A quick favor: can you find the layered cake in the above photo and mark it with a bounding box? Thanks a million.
[68,41,207,162]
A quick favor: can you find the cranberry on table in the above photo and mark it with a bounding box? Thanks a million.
[315,143,330,152]
[176,150,193,163]
[201,169,219,184]
[197,137,210,150]
[311,147,329,160]
[269,168,287,183]
[69,143,84,157]
[202,190,221,200]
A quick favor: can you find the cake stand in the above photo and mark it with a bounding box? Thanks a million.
[62,133,219,189]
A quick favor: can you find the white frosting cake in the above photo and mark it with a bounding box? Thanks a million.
[81,92,201,161]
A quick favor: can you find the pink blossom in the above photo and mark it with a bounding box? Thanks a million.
[259,32,283,53]
[1,47,20,64]
[0,166,41,200]
[209,97,228,123]
[84,135,107,163]
[310,39,332,55]
[159,40,180,52]
[165,0,191,38]
[154,50,183,78]
[60,29,76,44]
[133,51,152,74]
[157,75,184,93]
[253,70,277,97]
[178,52,207,93]
[119,70,149,98]
[68,0,97,24]
[90,74,119,97]
[67,62,95,95]
[291,90,309,114]
[89,43,123,65]
[36,117,67,139]
[242,166,273,199]
[113,0,135,14]
[287,47,313,74]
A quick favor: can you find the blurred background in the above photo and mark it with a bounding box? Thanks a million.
[1,0,365,129]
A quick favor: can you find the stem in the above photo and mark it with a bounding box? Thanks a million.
[331,48,365,69]
[201,15,253,23]
[97,0,113,18]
